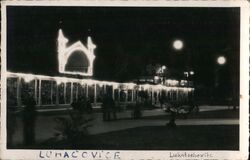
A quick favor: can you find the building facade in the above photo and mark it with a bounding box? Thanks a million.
[6,30,194,109]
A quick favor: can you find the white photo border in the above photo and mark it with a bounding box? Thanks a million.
[1,0,249,160]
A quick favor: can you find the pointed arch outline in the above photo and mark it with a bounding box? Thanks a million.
[57,29,96,76]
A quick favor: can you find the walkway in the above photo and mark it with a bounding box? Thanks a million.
[89,119,238,135]
[9,105,238,146]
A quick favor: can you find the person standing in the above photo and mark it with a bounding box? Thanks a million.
[102,94,110,121]
[22,94,37,146]
[7,106,17,148]
[109,96,117,120]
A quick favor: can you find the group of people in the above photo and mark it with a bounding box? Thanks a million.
[71,94,117,121]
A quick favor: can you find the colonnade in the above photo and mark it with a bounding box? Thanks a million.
[6,72,194,108]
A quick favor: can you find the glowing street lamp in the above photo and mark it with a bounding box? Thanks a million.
[184,71,194,87]
[173,39,183,50]
[162,65,166,70]
[217,56,226,65]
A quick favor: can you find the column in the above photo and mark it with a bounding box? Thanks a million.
[157,90,160,103]
[70,82,73,103]
[56,83,59,105]
[118,88,120,102]
[131,90,134,102]
[176,89,179,101]
[94,83,97,104]
[34,79,37,103]
[17,77,21,107]
[64,83,66,104]
[104,84,106,95]
[112,86,115,99]
[86,84,88,98]
[38,79,41,106]
[76,85,78,100]
[149,89,152,103]
[151,89,154,102]
[50,81,53,105]
[125,90,128,103]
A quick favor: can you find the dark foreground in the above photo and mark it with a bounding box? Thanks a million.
[38,125,239,150]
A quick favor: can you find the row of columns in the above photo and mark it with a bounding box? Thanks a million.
[12,77,192,107]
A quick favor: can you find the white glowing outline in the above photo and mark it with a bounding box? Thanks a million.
[6,72,194,93]
[58,29,96,76]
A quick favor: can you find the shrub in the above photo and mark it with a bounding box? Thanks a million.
[53,109,93,147]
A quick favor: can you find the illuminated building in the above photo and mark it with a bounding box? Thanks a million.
[6,29,194,108]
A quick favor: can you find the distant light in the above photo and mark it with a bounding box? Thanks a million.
[217,56,226,65]
[173,40,183,50]
[154,76,160,80]
[190,71,194,75]
[184,71,188,77]
[162,65,166,70]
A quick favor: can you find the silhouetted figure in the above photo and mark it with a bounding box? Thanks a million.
[102,94,116,121]
[159,95,165,109]
[71,100,79,111]
[132,102,142,119]
[85,97,93,114]
[154,92,157,104]
[166,101,178,128]
[22,95,37,146]
[102,95,110,121]
[110,97,117,120]
[7,106,17,148]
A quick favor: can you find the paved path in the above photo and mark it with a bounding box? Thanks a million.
[10,105,238,145]
[89,119,238,135]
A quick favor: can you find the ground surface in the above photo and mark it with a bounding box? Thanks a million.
[7,106,239,150]
[40,125,239,150]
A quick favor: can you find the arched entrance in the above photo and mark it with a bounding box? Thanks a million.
[65,50,90,73]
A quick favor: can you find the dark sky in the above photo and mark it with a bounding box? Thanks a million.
[7,6,240,87]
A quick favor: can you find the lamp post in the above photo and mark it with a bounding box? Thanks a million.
[215,56,226,87]
[161,65,167,85]
[214,56,227,105]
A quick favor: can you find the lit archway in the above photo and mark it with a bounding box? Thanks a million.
[57,29,96,76]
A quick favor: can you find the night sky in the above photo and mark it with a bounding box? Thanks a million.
[7,6,240,88]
